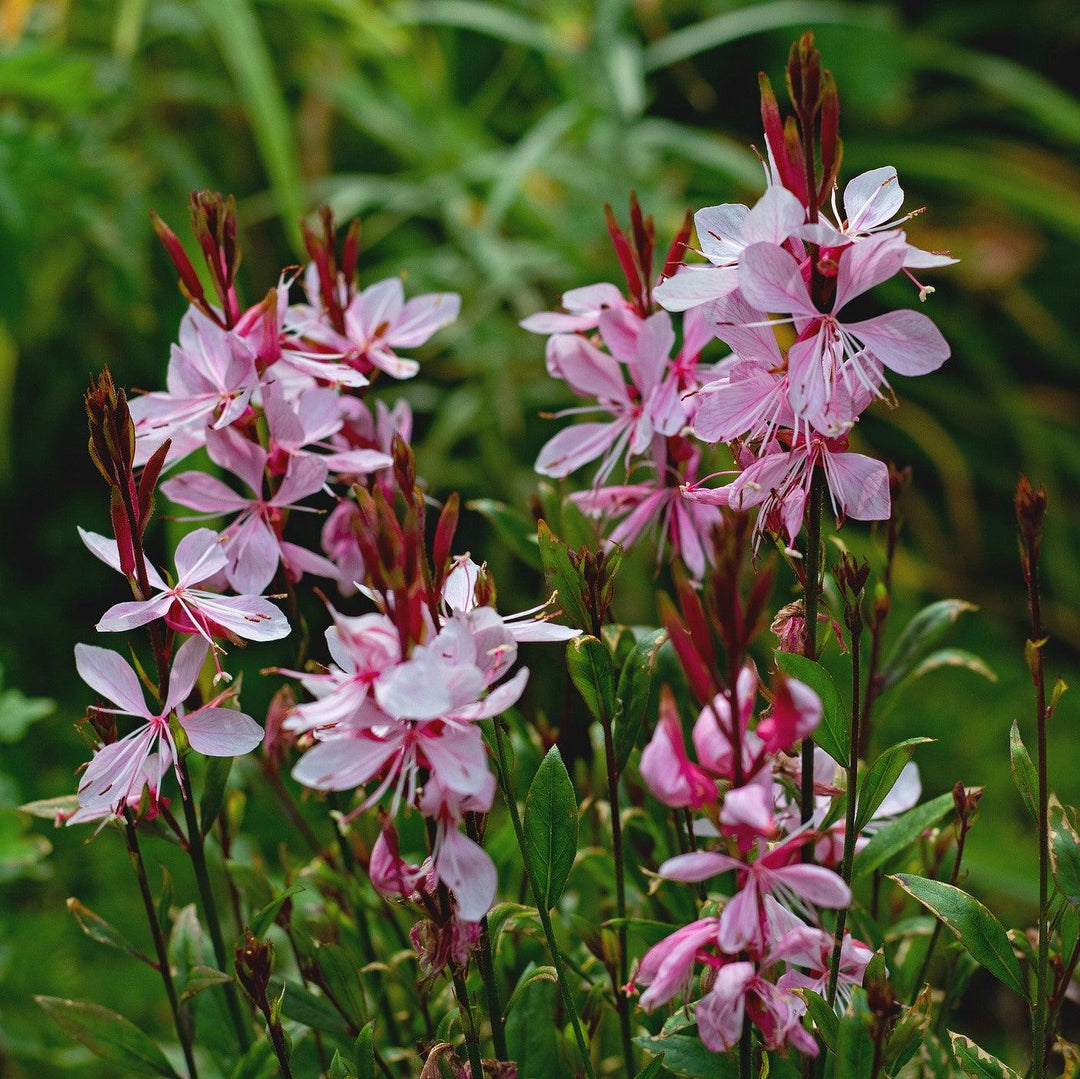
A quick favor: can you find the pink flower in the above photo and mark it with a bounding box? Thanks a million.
[775,926,874,1011]
[640,686,716,809]
[82,526,290,647]
[161,427,336,595]
[736,233,950,421]
[520,282,626,339]
[634,918,722,1011]
[755,675,822,754]
[76,636,262,814]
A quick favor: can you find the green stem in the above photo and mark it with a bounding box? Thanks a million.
[597,706,634,1076]
[177,755,251,1050]
[491,716,599,1079]
[739,1016,753,1079]
[466,815,508,1061]
[800,470,825,856]
[452,966,485,1079]
[124,810,199,1079]
[826,607,862,1008]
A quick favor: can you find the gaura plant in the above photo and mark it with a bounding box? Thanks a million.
[26,30,1075,1079]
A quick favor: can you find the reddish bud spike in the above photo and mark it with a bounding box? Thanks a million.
[782,117,809,204]
[662,209,694,280]
[150,211,206,306]
[628,191,655,287]
[341,217,361,284]
[673,565,716,673]
[433,493,460,580]
[818,71,840,199]
[391,434,416,497]
[110,489,137,577]
[604,203,646,315]
[657,592,718,706]
[138,439,172,534]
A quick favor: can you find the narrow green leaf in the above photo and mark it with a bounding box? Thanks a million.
[634,1031,739,1077]
[567,635,616,726]
[66,898,151,965]
[855,792,955,877]
[391,0,564,56]
[855,738,933,834]
[799,990,839,1051]
[905,648,997,685]
[1010,720,1037,822]
[837,989,874,1079]
[248,883,304,940]
[879,599,978,693]
[180,965,232,1002]
[948,1032,1022,1079]
[329,1050,356,1079]
[465,499,542,570]
[886,985,932,1074]
[353,1020,375,1079]
[267,977,350,1036]
[523,746,579,910]
[35,997,182,1078]
[537,520,589,631]
[314,944,367,1027]
[774,652,849,767]
[614,629,666,772]
[200,754,233,837]
[891,874,1027,999]
[633,1058,666,1079]
[1050,798,1080,908]
[504,964,558,1014]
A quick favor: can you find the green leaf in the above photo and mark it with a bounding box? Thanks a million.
[314,944,367,1027]
[504,964,558,1014]
[855,738,934,834]
[905,648,997,685]
[634,1031,738,1077]
[200,754,233,837]
[181,965,232,1002]
[0,668,54,742]
[891,874,1027,999]
[879,599,978,693]
[267,977,350,1036]
[567,635,616,726]
[1050,798,1080,908]
[614,629,666,772]
[523,746,579,910]
[855,792,956,877]
[248,883,304,940]
[774,652,849,767]
[837,989,874,1079]
[1010,720,1037,822]
[353,1020,376,1079]
[633,1058,666,1079]
[505,978,559,1079]
[948,1032,1022,1079]
[887,986,933,1075]
[486,901,539,959]
[329,1050,356,1079]
[66,898,151,964]
[466,499,542,570]
[798,990,839,1052]
[537,520,590,632]
[35,997,182,1078]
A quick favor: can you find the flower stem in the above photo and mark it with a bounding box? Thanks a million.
[123,810,199,1079]
[465,814,508,1062]
[739,1016,753,1079]
[176,755,251,1050]
[491,715,599,1079]
[826,606,862,1008]
[451,965,485,1079]
[801,469,825,854]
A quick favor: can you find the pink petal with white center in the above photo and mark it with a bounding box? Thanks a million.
[640,688,715,809]
[772,863,851,909]
[784,329,830,422]
[165,636,211,712]
[292,732,401,791]
[728,450,799,513]
[738,242,817,319]
[520,311,597,334]
[351,278,405,343]
[903,245,959,269]
[279,541,341,586]
[435,827,497,921]
[652,265,739,311]
[822,450,890,522]
[706,292,784,366]
[368,344,420,380]
[225,515,281,596]
[376,656,453,721]
[596,306,643,363]
[174,529,230,585]
[260,379,306,448]
[743,185,806,247]
[420,725,489,796]
[464,667,529,720]
[96,594,173,633]
[206,427,268,495]
[78,528,167,590]
[832,231,908,312]
[720,782,776,843]
[387,292,461,348]
[322,447,394,474]
[657,850,740,882]
[506,621,581,643]
[535,421,623,479]
[694,203,750,264]
[843,167,904,232]
[717,880,763,953]
[547,334,629,402]
[692,365,787,445]
[182,706,263,756]
[78,726,159,811]
[187,591,291,642]
[272,454,329,507]
[846,308,950,376]
[632,311,676,399]
[75,644,151,717]
[161,471,250,514]
[696,962,755,1052]
[563,282,624,314]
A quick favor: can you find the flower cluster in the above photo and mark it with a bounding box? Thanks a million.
[527,53,954,563]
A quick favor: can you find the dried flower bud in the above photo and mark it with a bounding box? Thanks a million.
[235,928,274,1006]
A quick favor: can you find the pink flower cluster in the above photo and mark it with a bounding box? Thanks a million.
[526,162,954,561]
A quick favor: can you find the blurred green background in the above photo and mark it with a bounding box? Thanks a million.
[0,0,1077,1073]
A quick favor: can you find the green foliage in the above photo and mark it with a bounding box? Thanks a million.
[855,791,955,877]
[774,652,849,767]
[523,746,579,910]
[949,1032,1023,1079]
[855,738,934,833]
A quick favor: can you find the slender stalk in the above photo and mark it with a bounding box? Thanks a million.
[176,755,251,1049]
[491,715,599,1079]
[860,504,900,755]
[466,814,508,1061]
[597,703,635,1076]
[265,1018,295,1079]
[452,966,485,1079]
[124,810,199,1079]
[800,470,825,856]
[826,609,862,1007]
[739,1016,753,1079]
